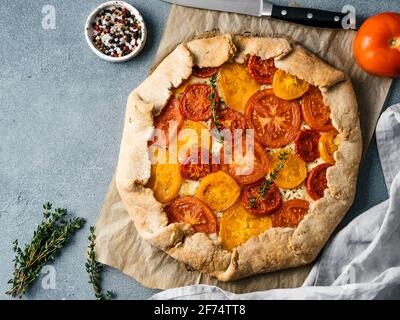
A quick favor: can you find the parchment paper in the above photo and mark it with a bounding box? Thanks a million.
[95,5,392,293]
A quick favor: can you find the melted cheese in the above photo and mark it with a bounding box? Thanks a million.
[211,139,223,154]
[208,233,219,240]
[301,122,311,130]
[307,157,325,171]
[280,184,309,201]
[178,180,199,197]
[215,211,224,218]
[260,84,272,90]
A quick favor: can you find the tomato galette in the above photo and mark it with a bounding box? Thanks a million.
[116,34,362,281]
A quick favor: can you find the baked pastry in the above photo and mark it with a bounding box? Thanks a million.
[115,34,362,281]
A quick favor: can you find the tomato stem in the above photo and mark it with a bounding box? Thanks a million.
[389,38,400,49]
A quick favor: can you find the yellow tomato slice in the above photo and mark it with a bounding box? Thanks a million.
[196,171,240,211]
[176,120,210,160]
[220,201,272,251]
[218,62,260,113]
[269,149,307,189]
[147,158,182,203]
[319,131,338,164]
[272,69,310,100]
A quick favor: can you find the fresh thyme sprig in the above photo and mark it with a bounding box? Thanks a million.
[6,202,85,298]
[208,75,224,143]
[259,151,288,197]
[248,197,258,208]
[86,226,115,300]
[248,151,289,207]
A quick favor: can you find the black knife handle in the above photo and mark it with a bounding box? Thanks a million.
[270,5,346,29]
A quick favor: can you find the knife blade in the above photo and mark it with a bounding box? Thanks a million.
[161,0,349,29]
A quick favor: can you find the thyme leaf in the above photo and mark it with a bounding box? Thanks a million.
[248,197,258,208]
[258,151,288,198]
[248,151,288,208]
[6,203,85,298]
[208,75,224,143]
[86,226,115,300]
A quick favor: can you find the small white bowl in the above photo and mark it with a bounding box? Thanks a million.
[85,1,147,62]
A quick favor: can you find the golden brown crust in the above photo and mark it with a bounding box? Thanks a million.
[136,44,193,115]
[274,44,346,87]
[115,34,362,281]
[186,34,236,68]
[233,34,292,63]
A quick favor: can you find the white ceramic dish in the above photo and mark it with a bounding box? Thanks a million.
[84,1,147,62]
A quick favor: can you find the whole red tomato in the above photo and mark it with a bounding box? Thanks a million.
[353,12,400,78]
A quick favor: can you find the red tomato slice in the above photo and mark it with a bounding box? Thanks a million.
[301,86,334,132]
[222,138,269,185]
[247,56,277,84]
[192,66,219,78]
[245,88,301,148]
[271,199,309,228]
[180,84,214,121]
[165,196,217,234]
[306,163,331,200]
[242,181,282,216]
[151,96,183,146]
[294,129,321,163]
[211,108,245,132]
[180,148,219,181]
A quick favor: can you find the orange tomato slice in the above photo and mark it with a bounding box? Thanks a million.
[245,88,301,148]
[192,66,219,78]
[180,84,214,121]
[165,196,217,234]
[306,163,331,200]
[218,62,260,113]
[222,138,270,186]
[301,86,334,132]
[271,199,309,228]
[319,131,338,164]
[147,157,182,204]
[176,120,210,160]
[196,171,240,211]
[220,201,272,251]
[272,69,310,100]
[151,96,183,146]
[269,149,307,189]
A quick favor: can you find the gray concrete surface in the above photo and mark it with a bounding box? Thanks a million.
[0,0,399,300]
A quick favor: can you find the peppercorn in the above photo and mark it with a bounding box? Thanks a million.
[91,5,143,58]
